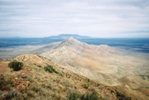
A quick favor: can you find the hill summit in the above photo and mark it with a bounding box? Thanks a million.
[63,37,81,44]
[59,37,82,47]
[41,37,149,90]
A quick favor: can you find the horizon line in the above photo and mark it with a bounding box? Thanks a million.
[0,34,149,39]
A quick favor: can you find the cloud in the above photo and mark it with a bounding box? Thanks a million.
[0,0,149,37]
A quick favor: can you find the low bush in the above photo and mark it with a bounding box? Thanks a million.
[67,90,102,100]
[44,65,58,73]
[67,92,80,100]
[82,83,89,89]
[0,75,14,90]
[116,92,131,100]
[4,89,20,100]
[8,60,23,71]
[81,90,100,100]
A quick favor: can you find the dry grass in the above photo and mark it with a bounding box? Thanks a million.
[0,54,148,100]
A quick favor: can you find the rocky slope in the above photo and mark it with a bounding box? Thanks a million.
[41,37,149,93]
[0,54,148,100]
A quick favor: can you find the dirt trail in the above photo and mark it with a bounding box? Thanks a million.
[0,61,8,74]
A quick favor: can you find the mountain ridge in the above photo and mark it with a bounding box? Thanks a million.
[40,38,149,89]
[1,54,148,99]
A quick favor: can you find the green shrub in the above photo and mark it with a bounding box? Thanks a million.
[8,61,23,71]
[67,90,102,100]
[67,92,80,100]
[82,83,89,89]
[4,89,23,100]
[81,91,100,100]
[0,75,14,90]
[44,65,58,73]
[116,92,131,100]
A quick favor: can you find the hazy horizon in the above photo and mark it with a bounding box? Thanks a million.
[0,33,149,38]
[0,0,149,38]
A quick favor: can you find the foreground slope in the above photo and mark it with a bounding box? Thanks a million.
[41,38,149,85]
[0,54,148,100]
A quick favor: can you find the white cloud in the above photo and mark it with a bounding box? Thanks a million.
[0,0,149,37]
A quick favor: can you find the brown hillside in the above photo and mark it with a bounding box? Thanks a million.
[0,54,148,100]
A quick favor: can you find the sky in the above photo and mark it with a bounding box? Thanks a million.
[0,0,149,38]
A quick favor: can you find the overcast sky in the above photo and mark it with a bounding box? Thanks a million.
[0,0,149,38]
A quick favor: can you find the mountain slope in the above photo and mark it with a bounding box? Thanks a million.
[41,38,149,91]
[0,54,148,100]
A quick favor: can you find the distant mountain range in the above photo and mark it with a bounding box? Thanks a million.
[1,34,149,54]
[0,34,92,48]
[44,34,91,40]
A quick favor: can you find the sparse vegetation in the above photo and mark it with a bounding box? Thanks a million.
[8,60,23,71]
[82,83,89,89]
[116,92,131,100]
[44,65,58,73]
[81,90,100,100]
[67,90,102,100]
[4,89,22,100]
[0,54,148,100]
[0,75,14,90]
[67,92,80,100]
[139,75,149,80]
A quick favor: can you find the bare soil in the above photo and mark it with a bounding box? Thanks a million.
[0,61,8,74]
